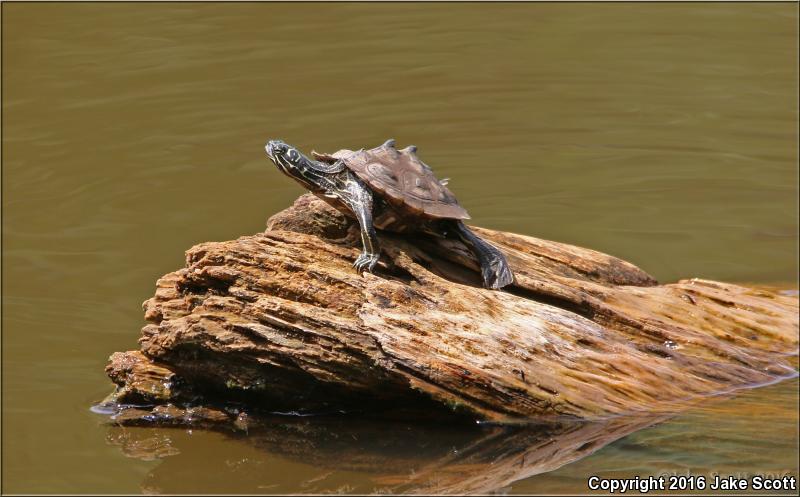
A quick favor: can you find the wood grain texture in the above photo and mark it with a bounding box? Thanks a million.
[104,194,798,422]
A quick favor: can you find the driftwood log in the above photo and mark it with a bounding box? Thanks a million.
[103,194,798,423]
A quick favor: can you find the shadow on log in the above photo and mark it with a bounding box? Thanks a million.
[102,194,798,423]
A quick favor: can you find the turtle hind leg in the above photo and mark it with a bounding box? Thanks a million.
[450,220,514,290]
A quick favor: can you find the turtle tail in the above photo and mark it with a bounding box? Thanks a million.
[450,221,515,290]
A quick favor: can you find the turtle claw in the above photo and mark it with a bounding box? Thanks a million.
[353,252,380,274]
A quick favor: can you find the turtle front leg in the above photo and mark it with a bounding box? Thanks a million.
[338,176,381,273]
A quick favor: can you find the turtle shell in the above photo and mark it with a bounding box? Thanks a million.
[314,139,470,220]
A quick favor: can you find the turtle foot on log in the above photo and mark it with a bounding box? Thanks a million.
[101,194,798,424]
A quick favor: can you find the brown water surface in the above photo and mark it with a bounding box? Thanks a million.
[2,2,798,494]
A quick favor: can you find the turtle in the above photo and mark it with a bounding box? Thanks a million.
[264,139,514,289]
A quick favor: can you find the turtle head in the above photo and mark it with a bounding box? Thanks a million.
[265,139,342,193]
[265,139,309,177]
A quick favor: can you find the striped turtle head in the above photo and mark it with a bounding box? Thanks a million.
[265,139,341,193]
[265,139,309,177]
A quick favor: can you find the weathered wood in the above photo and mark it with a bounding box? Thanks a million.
[104,194,798,422]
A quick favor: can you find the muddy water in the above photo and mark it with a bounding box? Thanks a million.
[2,2,797,494]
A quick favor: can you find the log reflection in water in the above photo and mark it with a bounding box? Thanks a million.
[105,413,665,494]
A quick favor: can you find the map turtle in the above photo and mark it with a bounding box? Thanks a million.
[265,139,514,289]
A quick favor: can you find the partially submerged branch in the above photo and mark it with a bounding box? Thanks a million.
[103,194,798,422]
